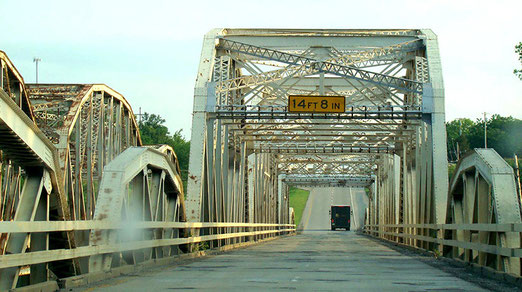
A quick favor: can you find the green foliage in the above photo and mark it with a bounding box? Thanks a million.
[138,113,171,145]
[288,186,310,226]
[138,113,190,187]
[515,42,522,80]
[446,115,522,161]
[446,118,474,160]
[193,241,210,251]
[448,163,456,180]
[171,129,190,190]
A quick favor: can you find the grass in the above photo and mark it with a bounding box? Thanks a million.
[289,186,310,226]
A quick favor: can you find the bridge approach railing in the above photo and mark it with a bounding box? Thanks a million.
[0,220,294,289]
[364,149,522,277]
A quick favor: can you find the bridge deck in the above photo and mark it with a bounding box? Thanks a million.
[79,232,486,291]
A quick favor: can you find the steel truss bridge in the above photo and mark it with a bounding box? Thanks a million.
[0,29,520,290]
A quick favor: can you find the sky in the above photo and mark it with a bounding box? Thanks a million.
[0,0,520,137]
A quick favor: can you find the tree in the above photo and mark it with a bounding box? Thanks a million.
[515,42,522,80]
[138,113,190,188]
[446,115,522,160]
[138,113,171,145]
[446,118,473,161]
[486,115,522,157]
[170,129,190,187]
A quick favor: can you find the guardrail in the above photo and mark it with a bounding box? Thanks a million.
[364,223,522,276]
[0,221,295,270]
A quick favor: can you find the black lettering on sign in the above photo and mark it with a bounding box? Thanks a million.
[321,100,328,109]
[288,95,345,113]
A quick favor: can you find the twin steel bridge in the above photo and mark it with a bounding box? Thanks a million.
[0,29,521,290]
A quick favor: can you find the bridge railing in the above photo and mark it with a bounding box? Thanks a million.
[364,223,522,276]
[0,221,295,271]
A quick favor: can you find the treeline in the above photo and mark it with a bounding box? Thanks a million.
[138,113,190,188]
[446,115,522,161]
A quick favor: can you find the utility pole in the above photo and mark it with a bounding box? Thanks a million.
[483,112,487,148]
[33,57,41,84]
[135,107,145,124]
[515,154,521,204]
[456,119,462,160]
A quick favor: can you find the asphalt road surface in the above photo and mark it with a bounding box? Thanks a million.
[78,187,491,291]
[79,232,488,291]
[299,187,368,231]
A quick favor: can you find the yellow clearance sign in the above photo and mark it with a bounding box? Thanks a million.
[288,95,345,113]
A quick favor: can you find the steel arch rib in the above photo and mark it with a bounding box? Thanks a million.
[88,146,185,272]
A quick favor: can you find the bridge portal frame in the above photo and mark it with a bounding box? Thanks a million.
[187,29,449,231]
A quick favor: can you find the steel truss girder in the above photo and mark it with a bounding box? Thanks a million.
[282,174,374,188]
[277,154,377,163]
[217,38,423,93]
[247,139,401,148]
[225,120,417,127]
[213,104,422,120]
[239,132,411,139]
[216,40,422,93]
[278,162,375,175]
[232,126,415,134]
[221,28,419,37]
[255,145,393,154]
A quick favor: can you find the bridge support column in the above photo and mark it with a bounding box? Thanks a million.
[421,29,449,224]
[186,29,222,223]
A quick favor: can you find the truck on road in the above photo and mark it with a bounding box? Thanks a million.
[330,205,351,231]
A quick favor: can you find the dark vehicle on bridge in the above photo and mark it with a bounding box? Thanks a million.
[330,205,351,231]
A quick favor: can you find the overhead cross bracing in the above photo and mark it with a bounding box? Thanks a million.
[187,28,448,229]
[281,174,374,188]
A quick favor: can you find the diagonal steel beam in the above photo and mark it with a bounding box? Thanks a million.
[217,38,423,93]
[217,40,421,94]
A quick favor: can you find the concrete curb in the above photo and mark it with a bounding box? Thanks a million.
[11,281,59,292]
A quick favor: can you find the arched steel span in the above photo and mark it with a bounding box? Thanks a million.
[0,53,72,289]
[0,47,293,291]
[89,145,186,272]
[187,29,447,230]
[0,52,65,239]
[0,52,45,242]
[0,52,148,288]
[0,51,35,121]
[27,84,142,221]
[445,149,521,275]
